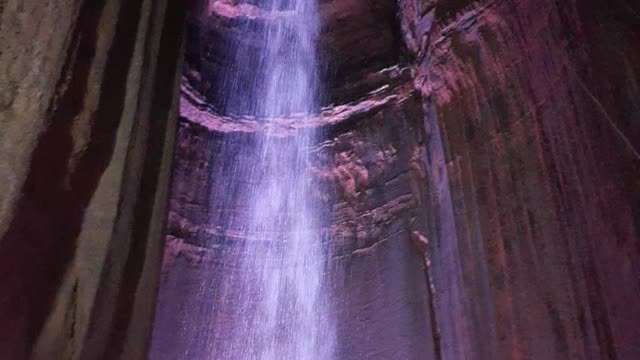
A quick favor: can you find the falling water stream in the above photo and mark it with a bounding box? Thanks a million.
[227,1,332,358]
[163,0,333,359]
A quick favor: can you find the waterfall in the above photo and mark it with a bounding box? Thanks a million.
[163,1,333,359]
[229,0,332,359]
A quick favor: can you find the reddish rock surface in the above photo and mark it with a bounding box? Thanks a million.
[155,0,640,359]
[182,0,403,113]
[4,0,636,359]
[399,0,640,358]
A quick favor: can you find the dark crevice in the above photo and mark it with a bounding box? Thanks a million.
[0,1,108,358]
[61,0,158,357]
[101,0,186,357]
[423,265,442,360]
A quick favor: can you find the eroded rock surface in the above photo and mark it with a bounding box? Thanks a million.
[157,0,640,359]
[3,0,636,359]
[152,66,437,359]
[182,0,404,114]
[399,0,640,358]
[0,1,185,359]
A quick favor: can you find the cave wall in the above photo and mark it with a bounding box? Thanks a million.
[153,79,439,360]
[155,0,640,359]
[152,1,443,358]
[399,0,640,358]
[321,89,437,360]
[0,1,185,359]
[2,0,636,359]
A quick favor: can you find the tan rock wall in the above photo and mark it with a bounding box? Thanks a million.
[0,1,185,359]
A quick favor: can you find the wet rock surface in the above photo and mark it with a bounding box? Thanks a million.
[1,0,638,359]
[159,0,640,359]
[182,0,404,114]
[399,0,640,358]
[153,68,436,359]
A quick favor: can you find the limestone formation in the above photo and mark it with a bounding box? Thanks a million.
[0,1,185,359]
[1,0,638,359]
[156,0,640,359]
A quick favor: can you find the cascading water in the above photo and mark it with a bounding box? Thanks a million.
[151,1,333,359]
[227,0,332,358]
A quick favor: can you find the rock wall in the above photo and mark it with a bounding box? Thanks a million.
[181,0,403,113]
[153,76,439,359]
[399,0,640,358]
[152,2,443,359]
[4,0,634,358]
[156,0,640,359]
[0,1,185,359]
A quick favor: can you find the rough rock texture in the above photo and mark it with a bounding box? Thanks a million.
[150,0,447,357]
[0,1,185,359]
[398,0,640,359]
[152,74,440,359]
[320,91,437,360]
[155,0,640,359]
[182,0,404,113]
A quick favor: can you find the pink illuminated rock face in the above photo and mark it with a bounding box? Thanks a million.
[2,0,637,357]
[146,0,640,359]
[152,69,438,359]
[398,0,640,359]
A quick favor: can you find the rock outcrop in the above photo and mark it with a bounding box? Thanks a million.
[0,1,185,359]
[156,0,640,359]
[1,0,639,359]
[181,0,403,114]
[399,0,640,358]
[152,72,439,359]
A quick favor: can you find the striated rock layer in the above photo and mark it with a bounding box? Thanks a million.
[153,73,438,359]
[398,0,640,358]
[0,0,637,358]
[157,0,640,359]
[0,1,185,359]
